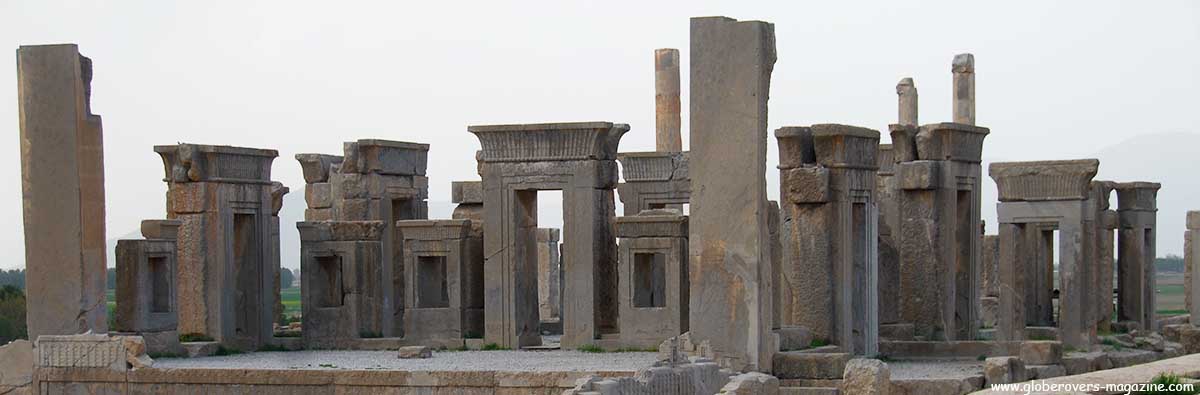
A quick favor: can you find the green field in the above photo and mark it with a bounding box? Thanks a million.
[105,288,302,318]
[1156,273,1186,317]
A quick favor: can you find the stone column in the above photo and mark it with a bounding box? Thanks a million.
[1187,211,1199,325]
[536,228,562,322]
[952,54,975,125]
[1115,182,1160,331]
[655,48,682,152]
[896,78,918,126]
[689,16,776,372]
[1090,181,1118,333]
[17,44,108,338]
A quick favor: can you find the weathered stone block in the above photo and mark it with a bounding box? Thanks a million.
[114,239,177,333]
[1061,351,1111,375]
[1188,211,1200,230]
[896,161,940,190]
[810,124,880,170]
[295,153,342,183]
[914,123,988,163]
[776,327,813,352]
[140,219,182,240]
[983,356,1026,385]
[1114,182,1161,211]
[0,340,33,390]
[348,139,430,176]
[1019,341,1062,365]
[397,346,432,359]
[841,358,889,395]
[782,167,829,203]
[452,181,484,204]
[305,183,332,209]
[35,334,126,371]
[772,352,850,379]
[1026,364,1065,379]
[775,127,815,167]
[305,208,332,221]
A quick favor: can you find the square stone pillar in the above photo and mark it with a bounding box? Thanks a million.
[298,221,385,349]
[616,211,689,349]
[397,220,479,346]
[1089,181,1118,333]
[536,228,562,322]
[1115,182,1160,331]
[689,16,776,372]
[17,44,108,338]
[1187,211,1199,325]
[451,181,486,336]
[114,220,182,355]
[895,123,988,341]
[776,124,880,356]
[155,143,280,351]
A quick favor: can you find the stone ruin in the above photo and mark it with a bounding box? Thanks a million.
[154,143,283,351]
[469,121,626,349]
[10,15,1200,395]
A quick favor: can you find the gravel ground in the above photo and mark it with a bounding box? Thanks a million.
[154,350,657,372]
[887,360,984,379]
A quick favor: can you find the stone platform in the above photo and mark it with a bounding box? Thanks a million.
[37,350,656,394]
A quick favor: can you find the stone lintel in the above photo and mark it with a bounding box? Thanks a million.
[988,159,1099,202]
[617,151,689,182]
[1114,182,1161,212]
[395,219,471,240]
[470,122,630,162]
[1188,211,1200,230]
[140,219,182,240]
[1100,211,1120,230]
[775,127,815,168]
[451,181,484,204]
[996,200,1088,224]
[897,161,941,190]
[615,213,688,238]
[155,143,278,184]
[915,123,989,163]
[783,166,830,203]
[296,221,385,242]
[295,153,343,184]
[340,139,429,176]
[811,124,880,170]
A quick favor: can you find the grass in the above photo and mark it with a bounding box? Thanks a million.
[280,287,302,317]
[1101,337,1125,351]
[179,333,214,342]
[810,338,829,348]
[480,343,509,351]
[214,346,243,356]
[1141,372,1199,394]
[358,331,382,339]
[577,344,605,353]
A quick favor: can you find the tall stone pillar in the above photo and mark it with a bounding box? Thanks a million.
[897,78,918,126]
[688,16,776,372]
[1115,182,1160,331]
[1090,181,1118,333]
[536,228,562,322]
[1187,211,1199,325]
[655,48,682,152]
[952,54,975,125]
[17,44,108,338]
[776,125,880,356]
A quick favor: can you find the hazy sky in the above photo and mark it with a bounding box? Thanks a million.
[3,1,1198,269]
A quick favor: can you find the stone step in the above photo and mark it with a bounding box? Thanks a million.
[773,351,851,379]
[781,387,840,395]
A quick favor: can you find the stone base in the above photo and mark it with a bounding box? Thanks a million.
[772,351,850,379]
[540,319,563,335]
[138,330,183,357]
[182,341,219,358]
